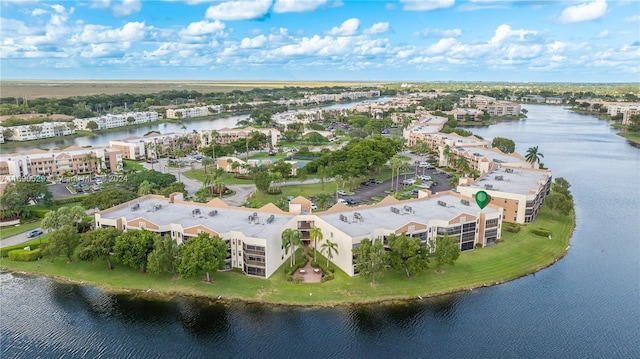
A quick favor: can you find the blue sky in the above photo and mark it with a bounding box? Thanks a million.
[1,0,639,82]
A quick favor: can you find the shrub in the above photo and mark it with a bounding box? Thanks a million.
[8,248,42,261]
[30,209,49,218]
[505,223,521,233]
[54,195,88,205]
[531,227,551,237]
[1,242,44,257]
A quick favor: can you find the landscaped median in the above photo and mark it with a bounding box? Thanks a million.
[0,206,574,306]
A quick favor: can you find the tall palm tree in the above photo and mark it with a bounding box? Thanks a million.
[443,144,452,168]
[389,155,403,192]
[213,174,225,198]
[309,226,323,263]
[315,192,333,211]
[525,146,544,168]
[82,153,95,174]
[281,228,302,266]
[201,157,215,175]
[321,239,339,268]
[334,174,344,202]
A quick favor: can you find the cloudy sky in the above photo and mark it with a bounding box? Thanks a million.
[1,0,639,82]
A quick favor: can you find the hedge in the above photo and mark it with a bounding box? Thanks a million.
[8,248,42,261]
[285,257,309,282]
[310,260,335,283]
[1,242,44,257]
[504,223,521,233]
[30,209,49,218]
[54,195,88,205]
[531,227,552,237]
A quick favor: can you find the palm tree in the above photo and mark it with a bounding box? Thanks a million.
[321,239,339,268]
[180,124,187,135]
[213,174,225,198]
[315,192,333,211]
[443,144,452,168]
[334,174,344,202]
[281,228,302,266]
[138,180,155,196]
[82,153,95,174]
[525,146,544,168]
[455,155,470,176]
[389,155,403,192]
[201,157,215,175]
[309,226,323,263]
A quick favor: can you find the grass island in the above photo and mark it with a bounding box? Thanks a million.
[1,204,574,306]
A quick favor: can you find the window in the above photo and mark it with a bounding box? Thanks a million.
[139,222,146,229]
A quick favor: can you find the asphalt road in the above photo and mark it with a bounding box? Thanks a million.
[0,228,45,248]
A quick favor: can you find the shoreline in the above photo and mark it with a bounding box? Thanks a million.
[0,207,576,307]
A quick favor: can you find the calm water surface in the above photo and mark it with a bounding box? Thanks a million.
[2,105,639,358]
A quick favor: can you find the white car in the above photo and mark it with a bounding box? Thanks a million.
[337,198,348,205]
[337,190,347,196]
[402,178,416,185]
[311,202,318,210]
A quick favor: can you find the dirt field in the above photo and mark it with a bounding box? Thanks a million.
[0,113,74,122]
[0,80,369,99]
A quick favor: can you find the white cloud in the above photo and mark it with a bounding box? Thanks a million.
[427,38,457,54]
[31,8,47,16]
[558,0,608,24]
[489,24,538,44]
[89,0,141,17]
[240,34,267,48]
[595,29,610,38]
[113,0,142,17]
[328,18,360,36]
[624,15,640,23]
[363,22,390,35]
[273,0,327,13]
[179,20,226,37]
[205,0,272,21]
[71,22,147,44]
[420,28,461,38]
[400,0,455,11]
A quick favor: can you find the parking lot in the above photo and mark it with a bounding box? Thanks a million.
[336,166,453,206]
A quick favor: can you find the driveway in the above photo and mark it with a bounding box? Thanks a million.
[0,228,45,248]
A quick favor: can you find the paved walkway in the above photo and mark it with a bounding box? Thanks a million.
[293,247,323,283]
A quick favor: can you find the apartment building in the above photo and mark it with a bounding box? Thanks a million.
[109,132,198,160]
[73,112,159,131]
[201,127,281,147]
[165,106,223,119]
[439,146,532,174]
[403,115,452,147]
[0,122,75,142]
[607,103,640,117]
[0,146,123,179]
[95,190,503,278]
[407,132,490,153]
[622,109,639,125]
[457,165,552,224]
[459,95,521,116]
[449,108,484,121]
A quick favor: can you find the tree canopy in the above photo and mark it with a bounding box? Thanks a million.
[353,238,388,285]
[387,233,430,278]
[78,227,122,270]
[176,232,228,282]
[42,225,80,263]
[491,137,516,154]
[113,229,157,273]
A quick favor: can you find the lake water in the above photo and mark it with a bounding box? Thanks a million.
[1,104,639,358]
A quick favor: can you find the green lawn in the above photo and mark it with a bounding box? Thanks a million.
[618,131,640,145]
[122,159,145,172]
[0,205,574,305]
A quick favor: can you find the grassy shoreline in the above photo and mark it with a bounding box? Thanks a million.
[0,204,575,306]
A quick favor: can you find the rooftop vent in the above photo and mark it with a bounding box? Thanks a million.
[484,184,493,190]
[151,204,162,212]
[266,214,275,224]
[131,203,140,211]
[505,168,514,173]
[495,175,504,181]
[248,212,259,223]
[403,205,413,213]
[437,200,447,207]
[354,212,363,222]
[460,199,470,206]
[192,208,201,216]
[209,210,218,217]
[339,214,348,222]
[390,207,400,214]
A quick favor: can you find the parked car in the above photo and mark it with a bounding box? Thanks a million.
[337,190,347,196]
[311,202,318,210]
[27,229,43,238]
[337,198,349,205]
[360,181,370,186]
[369,178,382,184]
[346,198,357,205]
[402,178,416,185]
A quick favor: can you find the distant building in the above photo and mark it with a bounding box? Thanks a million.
[74,112,159,131]
[109,132,198,160]
[202,127,281,147]
[165,106,222,119]
[0,146,122,179]
[0,122,75,142]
